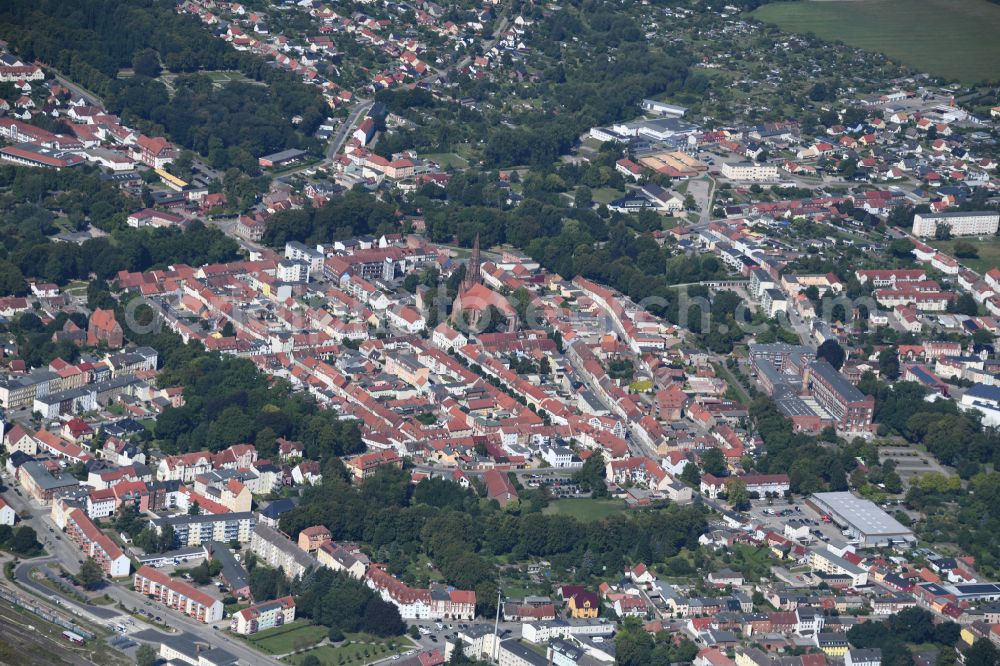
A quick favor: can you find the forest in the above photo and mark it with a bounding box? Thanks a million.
[0,0,325,173]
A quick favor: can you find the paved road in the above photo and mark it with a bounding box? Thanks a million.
[327,99,374,160]
[54,75,103,107]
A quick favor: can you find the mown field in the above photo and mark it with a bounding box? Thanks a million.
[752,0,1000,83]
[929,238,1000,274]
[543,498,630,522]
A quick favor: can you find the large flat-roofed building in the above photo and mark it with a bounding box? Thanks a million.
[912,211,999,238]
[804,360,874,432]
[810,492,915,548]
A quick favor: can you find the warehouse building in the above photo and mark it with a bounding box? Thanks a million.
[809,492,915,548]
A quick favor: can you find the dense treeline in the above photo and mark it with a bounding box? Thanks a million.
[280,465,708,616]
[249,565,405,637]
[0,0,326,172]
[478,10,694,167]
[149,348,362,458]
[858,375,1000,474]
[262,190,399,247]
[748,396,858,494]
[847,607,962,666]
[0,166,239,293]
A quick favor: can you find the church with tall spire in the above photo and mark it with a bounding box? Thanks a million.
[461,232,483,292]
[451,232,517,333]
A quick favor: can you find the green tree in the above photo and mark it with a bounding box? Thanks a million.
[132,49,162,78]
[78,557,104,590]
[573,451,608,497]
[680,461,701,487]
[699,448,726,476]
[965,639,999,666]
[725,478,751,510]
[878,348,900,380]
[136,643,157,666]
[817,339,846,370]
[8,526,39,554]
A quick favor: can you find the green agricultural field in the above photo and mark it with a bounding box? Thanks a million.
[752,0,1000,83]
[929,238,1000,274]
[543,498,630,522]
[247,621,328,654]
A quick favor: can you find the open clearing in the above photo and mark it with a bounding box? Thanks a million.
[543,498,630,522]
[928,238,1000,274]
[752,0,1000,83]
[248,621,328,654]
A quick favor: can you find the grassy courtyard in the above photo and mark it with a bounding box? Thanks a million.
[543,498,630,522]
[752,0,1000,83]
[247,622,329,654]
[283,634,413,665]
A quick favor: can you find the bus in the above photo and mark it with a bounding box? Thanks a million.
[62,631,85,645]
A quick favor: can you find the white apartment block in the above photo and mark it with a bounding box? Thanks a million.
[912,211,999,238]
[721,161,779,182]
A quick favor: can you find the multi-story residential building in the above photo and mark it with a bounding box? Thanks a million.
[700,474,791,499]
[804,360,874,432]
[17,460,78,504]
[0,497,14,525]
[151,512,255,548]
[248,523,319,580]
[912,211,1000,238]
[365,566,476,620]
[230,596,296,635]
[64,508,130,577]
[284,241,325,275]
[344,450,402,482]
[317,541,368,580]
[0,369,57,409]
[808,549,868,588]
[721,161,778,182]
[134,566,223,623]
[845,648,882,666]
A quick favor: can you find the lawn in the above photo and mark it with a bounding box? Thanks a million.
[283,634,412,665]
[752,0,1000,83]
[928,238,1000,274]
[424,152,469,169]
[543,498,630,522]
[248,622,329,654]
[591,187,625,205]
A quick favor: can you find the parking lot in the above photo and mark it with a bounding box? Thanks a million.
[744,497,852,544]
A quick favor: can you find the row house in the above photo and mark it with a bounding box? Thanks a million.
[64,507,130,577]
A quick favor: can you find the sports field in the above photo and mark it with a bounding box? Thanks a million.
[752,0,1000,83]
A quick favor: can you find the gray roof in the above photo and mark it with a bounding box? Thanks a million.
[811,492,914,538]
[808,360,865,402]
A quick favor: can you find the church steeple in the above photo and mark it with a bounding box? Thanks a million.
[462,233,482,291]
